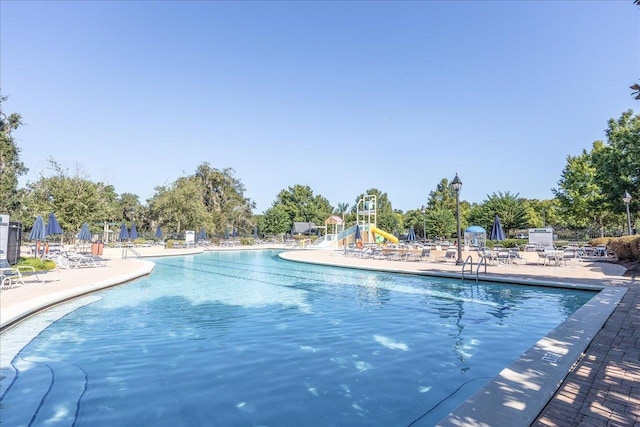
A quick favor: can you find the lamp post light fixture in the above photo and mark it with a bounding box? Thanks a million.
[421,205,427,243]
[451,173,463,265]
[623,190,632,235]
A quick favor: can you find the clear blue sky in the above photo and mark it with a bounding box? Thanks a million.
[1,1,638,214]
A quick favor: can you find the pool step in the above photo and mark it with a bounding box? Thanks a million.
[0,357,87,427]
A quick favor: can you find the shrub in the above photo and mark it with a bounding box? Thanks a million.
[589,237,613,248]
[485,239,519,249]
[166,239,175,248]
[240,237,255,246]
[609,236,640,261]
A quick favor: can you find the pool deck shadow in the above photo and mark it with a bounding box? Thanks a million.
[1,246,638,426]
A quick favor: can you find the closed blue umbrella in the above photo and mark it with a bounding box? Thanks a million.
[490,215,506,241]
[29,215,46,258]
[78,223,92,241]
[407,226,417,242]
[232,228,237,238]
[46,212,64,243]
[29,215,46,241]
[119,222,129,241]
[253,227,258,238]
[155,226,163,239]
[354,224,362,241]
[130,223,138,240]
[224,229,230,239]
[198,227,207,240]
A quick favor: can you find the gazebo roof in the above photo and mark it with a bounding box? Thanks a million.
[325,215,344,225]
[465,225,486,233]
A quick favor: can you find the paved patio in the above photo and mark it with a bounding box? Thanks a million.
[1,246,638,426]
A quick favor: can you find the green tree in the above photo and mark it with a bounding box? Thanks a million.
[334,202,350,222]
[592,110,639,219]
[147,177,208,234]
[0,96,28,216]
[261,205,291,235]
[425,207,456,240]
[427,178,457,211]
[552,146,609,233]
[22,159,120,239]
[194,163,255,234]
[119,193,143,223]
[273,184,333,228]
[467,192,529,236]
[522,199,561,229]
[404,208,427,240]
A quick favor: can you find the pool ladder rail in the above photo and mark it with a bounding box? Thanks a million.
[461,255,489,282]
[122,247,142,259]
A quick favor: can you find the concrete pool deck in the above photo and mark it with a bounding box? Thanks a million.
[1,245,638,426]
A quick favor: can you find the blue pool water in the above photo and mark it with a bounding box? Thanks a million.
[1,250,595,426]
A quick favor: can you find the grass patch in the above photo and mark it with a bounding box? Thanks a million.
[17,257,57,271]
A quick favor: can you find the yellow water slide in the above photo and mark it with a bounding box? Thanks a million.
[371,226,399,244]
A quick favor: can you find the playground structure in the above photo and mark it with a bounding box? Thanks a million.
[309,195,398,248]
[326,195,398,248]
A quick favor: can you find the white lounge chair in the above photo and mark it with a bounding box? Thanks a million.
[1,257,41,289]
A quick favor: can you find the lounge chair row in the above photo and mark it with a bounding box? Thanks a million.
[345,246,434,262]
[48,251,111,269]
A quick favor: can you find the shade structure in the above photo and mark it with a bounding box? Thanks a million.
[130,223,138,239]
[354,224,362,241]
[29,215,47,258]
[78,223,92,241]
[407,226,417,242]
[29,215,46,241]
[490,215,506,241]
[46,212,64,243]
[155,226,163,239]
[119,222,129,241]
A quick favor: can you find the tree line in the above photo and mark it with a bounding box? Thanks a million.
[1,95,637,242]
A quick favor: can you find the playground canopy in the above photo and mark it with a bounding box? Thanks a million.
[464,225,486,248]
[325,215,344,235]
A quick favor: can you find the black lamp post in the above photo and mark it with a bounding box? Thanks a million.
[421,205,427,243]
[451,173,463,264]
[623,190,632,235]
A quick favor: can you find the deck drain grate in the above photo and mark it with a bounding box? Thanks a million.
[542,352,562,363]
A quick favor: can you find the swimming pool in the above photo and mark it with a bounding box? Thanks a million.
[0,250,595,426]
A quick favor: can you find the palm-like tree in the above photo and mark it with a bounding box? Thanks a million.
[335,202,350,222]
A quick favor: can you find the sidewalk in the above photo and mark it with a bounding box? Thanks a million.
[1,246,637,426]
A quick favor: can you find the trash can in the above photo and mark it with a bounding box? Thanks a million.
[92,241,104,256]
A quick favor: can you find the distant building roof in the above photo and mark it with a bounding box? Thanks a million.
[292,222,317,234]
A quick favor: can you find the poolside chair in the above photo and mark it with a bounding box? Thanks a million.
[496,249,512,265]
[561,249,581,267]
[509,248,527,265]
[1,257,41,289]
[371,248,387,260]
[417,248,432,261]
[477,248,497,266]
[1,264,23,289]
[437,249,457,263]
[385,250,402,261]
[536,250,550,266]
